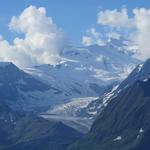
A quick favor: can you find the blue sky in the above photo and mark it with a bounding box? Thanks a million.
[0,0,149,46]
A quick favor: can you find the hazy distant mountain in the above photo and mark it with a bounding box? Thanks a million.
[0,62,54,112]
[25,39,140,119]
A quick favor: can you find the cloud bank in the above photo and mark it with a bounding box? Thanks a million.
[0,6,69,67]
[1,6,150,66]
[83,7,150,61]
[97,8,133,28]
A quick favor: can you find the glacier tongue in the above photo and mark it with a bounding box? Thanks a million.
[48,97,98,117]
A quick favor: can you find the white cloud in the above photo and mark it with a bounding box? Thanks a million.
[97,8,133,28]
[0,6,69,67]
[131,8,150,60]
[96,7,150,61]
[82,8,131,47]
[106,31,121,41]
[82,28,105,46]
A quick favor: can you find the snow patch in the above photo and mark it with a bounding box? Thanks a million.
[138,64,143,72]
[139,128,144,133]
[113,136,122,141]
[102,85,119,107]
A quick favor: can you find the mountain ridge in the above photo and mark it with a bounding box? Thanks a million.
[68,58,150,150]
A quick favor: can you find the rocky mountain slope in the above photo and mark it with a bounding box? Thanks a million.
[0,99,82,150]
[0,62,54,112]
[69,58,150,150]
[77,58,150,121]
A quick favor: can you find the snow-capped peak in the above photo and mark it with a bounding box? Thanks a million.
[24,41,141,122]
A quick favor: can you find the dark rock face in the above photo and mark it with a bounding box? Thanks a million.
[69,77,150,150]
